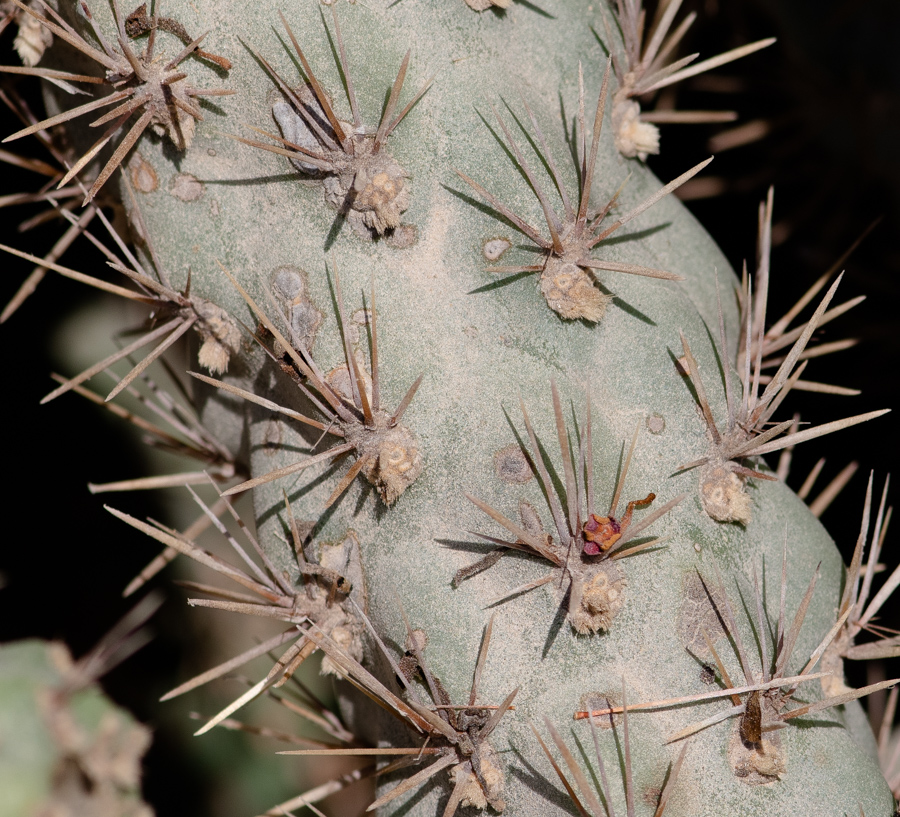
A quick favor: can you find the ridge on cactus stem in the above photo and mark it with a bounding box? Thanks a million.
[600,0,775,159]
[285,613,516,816]
[108,484,367,734]
[575,551,900,785]
[457,59,710,322]
[195,260,424,507]
[459,381,684,633]
[0,0,233,204]
[237,5,432,238]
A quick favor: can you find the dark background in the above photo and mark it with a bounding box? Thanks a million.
[1,0,898,813]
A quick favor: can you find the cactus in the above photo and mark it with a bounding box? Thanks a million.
[0,598,158,817]
[1,1,898,816]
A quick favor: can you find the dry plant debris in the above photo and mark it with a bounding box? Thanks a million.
[458,382,683,633]
[600,0,774,159]
[458,60,709,322]
[0,0,233,203]
[238,6,431,237]
[195,261,424,507]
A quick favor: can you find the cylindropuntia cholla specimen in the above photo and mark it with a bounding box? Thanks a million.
[3,1,898,816]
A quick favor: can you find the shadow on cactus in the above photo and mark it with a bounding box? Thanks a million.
[458,381,684,634]
[238,5,431,239]
[457,60,709,322]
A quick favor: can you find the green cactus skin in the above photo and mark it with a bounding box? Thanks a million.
[17,1,896,815]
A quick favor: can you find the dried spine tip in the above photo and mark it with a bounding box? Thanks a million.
[200,262,424,508]
[602,0,775,159]
[0,0,233,203]
[677,190,888,524]
[244,8,431,238]
[458,60,707,322]
[461,381,682,632]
